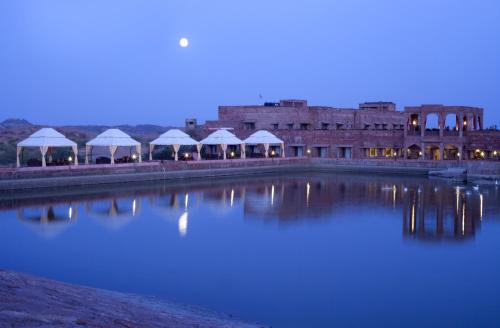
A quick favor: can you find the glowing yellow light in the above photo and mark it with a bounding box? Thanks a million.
[132,153,137,160]
[457,152,461,157]
[463,120,467,125]
[480,151,485,157]
[462,204,465,235]
[68,156,73,162]
[412,120,417,126]
[271,184,275,206]
[419,151,423,156]
[271,150,276,156]
[494,150,497,156]
[393,152,397,156]
[480,193,483,220]
[178,212,188,237]
[184,153,189,158]
[307,149,311,154]
[230,151,235,157]
[411,204,415,233]
[306,182,310,206]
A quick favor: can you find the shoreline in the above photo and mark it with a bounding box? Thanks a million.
[0,158,499,191]
[0,269,264,328]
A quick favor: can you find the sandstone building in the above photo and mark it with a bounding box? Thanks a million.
[201,99,499,161]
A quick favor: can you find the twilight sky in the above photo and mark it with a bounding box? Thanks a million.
[0,0,499,126]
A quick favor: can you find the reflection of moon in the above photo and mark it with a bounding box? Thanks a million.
[179,37,189,48]
[178,212,188,237]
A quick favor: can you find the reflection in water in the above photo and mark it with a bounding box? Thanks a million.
[1,174,498,242]
[15,204,78,238]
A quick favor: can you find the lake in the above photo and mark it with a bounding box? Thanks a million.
[0,173,499,327]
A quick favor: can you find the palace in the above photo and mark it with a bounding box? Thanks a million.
[200,99,499,161]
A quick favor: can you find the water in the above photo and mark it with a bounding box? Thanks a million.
[0,173,499,327]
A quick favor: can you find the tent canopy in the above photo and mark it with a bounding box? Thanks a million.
[18,128,77,147]
[244,130,283,145]
[151,129,199,146]
[200,129,243,145]
[87,129,139,146]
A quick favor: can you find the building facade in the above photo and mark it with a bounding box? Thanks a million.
[201,100,499,160]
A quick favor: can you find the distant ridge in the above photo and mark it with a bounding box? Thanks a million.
[0,118,32,128]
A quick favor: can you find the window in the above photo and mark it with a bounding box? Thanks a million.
[383,148,392,157]
[336,123,344,130]
[321,123,329,130]
[272,123,279,130]
[243,122,255,130]
[369,148,377,157]
[287,123,294,130]
[300,123,310,130]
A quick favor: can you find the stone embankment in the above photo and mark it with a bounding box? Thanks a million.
[0,158,498,191]
[0,269,264,328]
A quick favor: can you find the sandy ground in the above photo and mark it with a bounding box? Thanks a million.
[0,269,265,328]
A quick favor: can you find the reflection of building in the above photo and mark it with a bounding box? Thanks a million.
[201,100,499,160]
[402,184,483,241]
[1,174,496,242]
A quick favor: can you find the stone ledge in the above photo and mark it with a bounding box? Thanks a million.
[0,269,265,328]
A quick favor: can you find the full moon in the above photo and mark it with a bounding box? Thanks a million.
[179,38,189,48]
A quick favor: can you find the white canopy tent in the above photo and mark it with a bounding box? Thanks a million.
[86,129,141,164]
[17,128,78,167]
[244,130,285,158]
[150,129,200,161]
[200,129,245,160]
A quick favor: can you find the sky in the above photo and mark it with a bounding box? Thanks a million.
[0,0,499,126]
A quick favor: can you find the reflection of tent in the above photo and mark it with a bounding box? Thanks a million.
[16,205,77,238]
[86,129,141,164]
[200,129,244,159]
[85,198,140,230]
[244,130,285,158]
[150,129,200,161]
[17,128,78,167]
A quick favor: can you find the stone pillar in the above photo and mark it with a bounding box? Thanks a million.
[439,113,444,138]
[458,113,463,138]
[458,144,463,161]
[421,143,425,160]
[420,113,425,138]
[439,143,444,161]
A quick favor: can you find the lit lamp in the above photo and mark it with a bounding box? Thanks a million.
[132,153,137,160]
[419,151,423,156]
[68,156,73,162]
[307,149,311,155]
[481,151,485,158]
[494,150,498,156]
[393,152,397,156]
[230,151,235,158]
[457,152,461,157]
[412,120,417,126]
[271,150,276,157]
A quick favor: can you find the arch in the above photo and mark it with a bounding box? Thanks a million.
[407,144,422,159]
[425,144,441,160]
[443,144,459,160]
[425,113,439,130]
[444,113,458,131]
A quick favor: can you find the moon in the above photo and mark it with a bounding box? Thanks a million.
[179,38,189,48]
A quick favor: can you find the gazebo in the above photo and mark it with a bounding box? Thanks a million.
[200,129,245,160]
[244,130,285,158]
[17,128,78,167]
[86,129,141,164]
[149,129,200,161]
